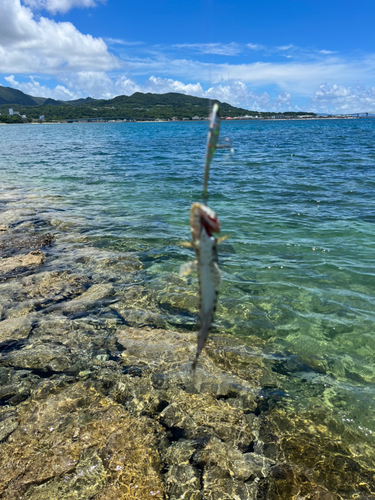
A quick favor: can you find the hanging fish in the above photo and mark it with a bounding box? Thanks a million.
[180,203,222,371]
[203,103,220,202]
[180,103,228,371]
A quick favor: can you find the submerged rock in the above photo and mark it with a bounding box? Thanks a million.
[0,316,34,343]
[0,232,54,258]
[0,382,165,499]
[1,211,373,499]
[0,250,45,279]
[1,342,81,375]
[0,408,18,442]
[256,406,375,499]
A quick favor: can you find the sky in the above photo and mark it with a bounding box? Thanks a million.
[1,0,375,113]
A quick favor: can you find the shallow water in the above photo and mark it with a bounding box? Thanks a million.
[1,119,375,460]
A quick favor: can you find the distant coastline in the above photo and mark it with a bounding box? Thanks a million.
[2,86,373,125]
[1,115,373,125]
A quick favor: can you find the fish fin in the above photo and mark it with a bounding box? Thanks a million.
[180,260,198,277]
[217,234,231,244]
[179,241,194,248]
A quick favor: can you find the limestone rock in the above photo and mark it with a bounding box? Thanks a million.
[0,409,18,441]
[0,316,34,342]
[0,382,164,499]
[1,342,75,374]
[0,250,45,278]
[0,232,54,257]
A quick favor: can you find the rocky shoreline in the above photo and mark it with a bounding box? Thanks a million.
[0,196,374,499]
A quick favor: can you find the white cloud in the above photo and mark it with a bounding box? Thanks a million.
[0,0,119,74]
[276,45,294,51]
[105,38,143,47]
[3,71,297,112]
[126,57,359,96]
[58,71,142,99]
[319,49,336,55]
[7,70,375,114]
[173,43,241,56]
[247,43,266,51]
[145,76,204,95]
[22,0,106,14]
[4,74,80,100]
[310,83,375,113]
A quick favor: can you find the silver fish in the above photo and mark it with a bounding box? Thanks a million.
[203,103,220,201]
[180,202,221,371]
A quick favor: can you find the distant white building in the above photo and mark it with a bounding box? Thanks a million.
[9,109,13,116]
[39,115,45,121]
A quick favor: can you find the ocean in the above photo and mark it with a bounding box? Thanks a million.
[1,118,375,497]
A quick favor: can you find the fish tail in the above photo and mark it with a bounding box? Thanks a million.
[191,316,211,372]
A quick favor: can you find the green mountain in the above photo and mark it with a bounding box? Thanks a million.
[0,86,315,122]
[0,86,40,106]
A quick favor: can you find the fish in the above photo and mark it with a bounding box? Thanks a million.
[180,202,222,371]
[180,103,225,371]
[203,103,220,201]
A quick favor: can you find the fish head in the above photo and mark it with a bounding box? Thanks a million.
[190,203,220,241]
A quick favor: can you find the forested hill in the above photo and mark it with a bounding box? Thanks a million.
[0,86,314,122]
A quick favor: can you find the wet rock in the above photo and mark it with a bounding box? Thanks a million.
[257,406,375,498]
[1,342,76,374]
[116,327,262,411]
[160,392,254,448]
[0,368,41,405]
[202,467,257,500]
[23,448,106,500]
[0,409,18,442]
[164,463,201,500]
[197,438,274,483]
[110,286,169,329]
[257,463,341,500]
[0,250,45,278]
[0,271,91,321]
[0,382,164,499]
[162,438,201,499]
[25,270,89,301]
[0,232,54,257]
[61,284,115,314]
[0,316,34,342]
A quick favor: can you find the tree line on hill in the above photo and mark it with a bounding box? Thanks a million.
[0,86,315,123]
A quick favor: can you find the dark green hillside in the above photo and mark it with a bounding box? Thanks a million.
[0,90,256,121]
[0,86,316,122]
[68,97,95,106]
[0,86,39,106]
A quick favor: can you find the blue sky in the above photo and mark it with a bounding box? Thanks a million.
[1,0,375,113]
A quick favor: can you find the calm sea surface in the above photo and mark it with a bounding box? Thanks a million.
[1,119,375,436]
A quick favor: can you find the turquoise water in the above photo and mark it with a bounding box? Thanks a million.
[1,119,375,435]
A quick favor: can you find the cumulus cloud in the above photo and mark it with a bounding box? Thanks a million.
[22,0,106,14]
[310,83,375,113]
[123,54,375,97]
[4,74,80,99]
[145,76,204,95]
[59,72,141,99]
[4,71,298,112]
[0,0,119,74]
